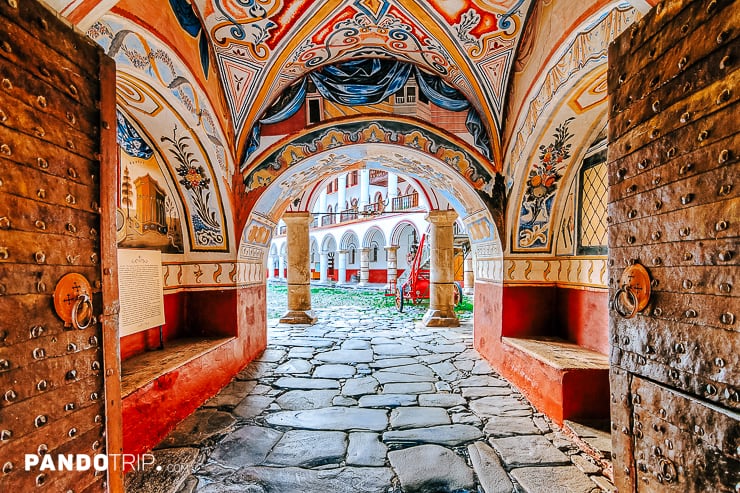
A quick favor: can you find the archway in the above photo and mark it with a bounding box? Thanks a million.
[236,139,504,339]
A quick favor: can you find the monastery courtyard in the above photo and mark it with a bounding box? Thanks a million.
[126,285,614,493]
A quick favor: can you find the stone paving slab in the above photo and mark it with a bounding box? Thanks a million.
[381,382,435,394]
[209,425,282,468]
[511,465,599,493]
[233,395,274,419]
[201,466,394,493]
[273,377,340,389]
[346,432,387,466]
[490,435,572,467]
[483,415,542,437]
[390,406,451,429]
[315,349,374,363]
[388,444,475,493]
[265,407,389,431]
[275,390,338,410]
[383,424,483,446]
[265,430,347,467]
[313,364,356,378]
[417,393,466,408]
[157,409,235,448]
[468,442,514,493]
[358,394,417,408]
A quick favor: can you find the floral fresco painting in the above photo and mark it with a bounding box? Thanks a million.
[516,117,574,250]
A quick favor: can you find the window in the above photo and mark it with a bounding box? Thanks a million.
[307,98,322,124]
[577,150,608,255]
[395,91,405,104]
[406,86,416,103]
[347,171,358,187]
[369,241,379,262]
[348,246,356,265]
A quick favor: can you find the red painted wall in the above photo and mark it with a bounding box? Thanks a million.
[474,280,610,426]
[557,287,609,354]
[122,285,267,456]
[121,291,188,362]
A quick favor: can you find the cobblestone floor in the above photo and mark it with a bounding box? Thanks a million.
[126,285,615,493]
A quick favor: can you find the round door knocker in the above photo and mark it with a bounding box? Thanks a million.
[53,273,93,329]
[612,263,652,319]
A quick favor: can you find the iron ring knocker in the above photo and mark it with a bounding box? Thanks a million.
[71,293,93,330]
[613,284,639,319]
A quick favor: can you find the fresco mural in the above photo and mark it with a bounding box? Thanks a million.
[516,117,574,251]
[117,74,230,252]
[250,59,490,160]
[87,14,233,177]
[506,3,639,176]
[116,111,185,253]
[197,0,532,163]
[243,117,495,199]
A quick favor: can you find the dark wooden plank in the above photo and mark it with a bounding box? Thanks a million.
[608,162,739,225]
[608,237,739,270]
[0,123,99,188]
[610,67,739,160]
[0,229,100,267]
[0,0,100,78]
[99,50,124,493]
[611,41,738,138]
[614,316,739,387]
[0,89,98,159]
[608,101,739,184]
[0,55,100,139]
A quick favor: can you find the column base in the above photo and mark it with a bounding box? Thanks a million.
[279,310,318,325]
[422,309,460,327]
[463,288,474,295]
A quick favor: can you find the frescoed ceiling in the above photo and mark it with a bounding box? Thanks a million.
[42,0,658,257]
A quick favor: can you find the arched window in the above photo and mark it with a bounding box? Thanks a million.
[369,241,379,262]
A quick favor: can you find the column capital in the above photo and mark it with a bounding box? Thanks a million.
[337,249,349,254]
[384,245,400,253]
[282,211,313,224]
[425,209,458,225]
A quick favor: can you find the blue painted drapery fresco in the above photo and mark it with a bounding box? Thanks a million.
[244,59,491,163]
[117,110,154,159]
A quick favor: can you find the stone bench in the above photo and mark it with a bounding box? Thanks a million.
[501,337,610,425]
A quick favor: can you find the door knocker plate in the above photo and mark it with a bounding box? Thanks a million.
[53,273,93,329]
[613,263,651,318]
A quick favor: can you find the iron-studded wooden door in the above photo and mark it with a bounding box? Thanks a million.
[608,0,739,491]
[0,1,121,491]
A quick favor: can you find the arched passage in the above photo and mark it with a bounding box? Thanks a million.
[236,136,504,341]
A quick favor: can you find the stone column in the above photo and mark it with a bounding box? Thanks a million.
[387,172,398,210]
[359,169,370,209]
[463,254,475,295]
[279,212,317,324]
[319,251,329,282]
[267,255,275,279]
[336,249,348,285]
[385,245,399,292]
[422,209,460,327]
[358,247,370,286]
[337,173,347,222]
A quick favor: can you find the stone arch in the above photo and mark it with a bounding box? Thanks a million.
[236,139,504,344]
[322,233,338,253]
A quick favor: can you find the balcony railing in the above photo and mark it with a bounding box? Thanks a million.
[311,217,318,228]
[321,214,335,227]
[364,202,383,214]
[340,209,358,222]
[392,192,419,211]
